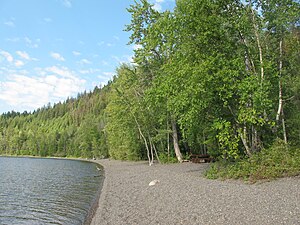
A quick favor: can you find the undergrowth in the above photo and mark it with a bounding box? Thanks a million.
[205,140,300,182]
[159,152,190,164]
[159,152,179,164]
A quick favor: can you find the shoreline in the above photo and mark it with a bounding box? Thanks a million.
[0,155,104,225]
[84,161,105,225]
[90,159,300,225]
[3,156,299,224]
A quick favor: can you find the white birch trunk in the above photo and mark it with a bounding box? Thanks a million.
[240,125,252,156]
[132,115,151,165]
[250,2,264,82]
[282,111,288,144]
[148,134,154,165]
[276,39,288,144]
[276,40,283,123]
[171,119,183,163]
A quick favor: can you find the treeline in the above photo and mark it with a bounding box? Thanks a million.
[0,0,300,165]
[0,85,110,158]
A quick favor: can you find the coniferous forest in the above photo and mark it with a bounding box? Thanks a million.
[1,0,300,179]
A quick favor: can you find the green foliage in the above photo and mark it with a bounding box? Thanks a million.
[205,139,300,182]
[158,152,178,164]
[213,119,240,160]
[1,0,300,169]
[105,65,144,160]
[0,85,111,159]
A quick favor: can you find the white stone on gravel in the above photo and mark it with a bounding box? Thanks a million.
[148,179,160,186]
[91,159,300,225]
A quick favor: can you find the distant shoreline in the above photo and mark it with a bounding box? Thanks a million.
[0,154,86,160]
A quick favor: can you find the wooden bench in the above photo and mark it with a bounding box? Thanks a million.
[190,154,213,163]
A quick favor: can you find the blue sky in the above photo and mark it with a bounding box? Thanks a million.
[0,0,175,114]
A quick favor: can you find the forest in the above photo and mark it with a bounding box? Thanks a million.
[1,0,300,179]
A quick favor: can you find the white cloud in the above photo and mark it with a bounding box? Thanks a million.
[44,17,52,23]
[0,75,53,110]
[4,21,15,27]
[0,50,14,63]
[6,37,20,42]
[133,44,142,50]
[62,0,72,8]
[50,52,65,61]
[72,51,81,56]
[106,43,115,47]
[79,68,101,74]
[113,36,120,41]
[16,51,30,60]
[55,38,64,42]
[151,0,168,12]
[112,54,134,64]
[97,41,116,48]
[97,41,105,46]
[154,0,163,11]
[93,72,116,87]
[14,60,24,67]
[101,60,109,66]
[24,37,31,43]
[46,66,74,79]
[102,72,115,77]
[79,59,92,64]
[0,50,37,67]
[0,68,86,112]
[153,3,162,11]
[24,37,40,48]
[79,70,90,74]
[97,72,115,86]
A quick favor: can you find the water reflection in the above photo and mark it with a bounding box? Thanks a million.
[0,157,103,225]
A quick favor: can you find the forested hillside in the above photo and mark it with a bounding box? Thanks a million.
[1,0,300,170]
[0,84,111,158]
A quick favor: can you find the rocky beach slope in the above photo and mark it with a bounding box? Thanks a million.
[91,159,300,225]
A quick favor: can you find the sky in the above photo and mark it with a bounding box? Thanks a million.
[0,0,175,114]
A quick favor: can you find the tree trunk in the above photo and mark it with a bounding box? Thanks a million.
[148,134,154,165]
[240,125,252,156]
[250,2,264,82]
[276,80,283,122]
[251,125,259,152]
[276,40,283,122]
[167,117,170,161]
[171,118,183,163]
[153,142,161,164]
[282,110,288,144]
[276,39,288,144]
[133,115,151,165]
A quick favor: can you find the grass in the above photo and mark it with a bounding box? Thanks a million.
[205,140,300,183]
[158,152,179,164]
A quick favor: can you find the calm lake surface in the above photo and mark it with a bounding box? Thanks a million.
[0,157,104,225]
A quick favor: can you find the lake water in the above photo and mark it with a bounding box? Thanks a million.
[0,157,104,225]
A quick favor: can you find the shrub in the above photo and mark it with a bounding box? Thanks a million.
[205,139,300,182]
[158,152,178,164]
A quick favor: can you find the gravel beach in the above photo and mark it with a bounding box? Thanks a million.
[90,159,300,225]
